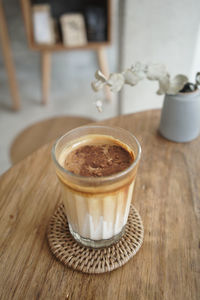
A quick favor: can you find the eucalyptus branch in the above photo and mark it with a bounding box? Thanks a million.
[91,62,193,112]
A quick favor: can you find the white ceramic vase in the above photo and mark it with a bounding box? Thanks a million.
[159,89,200,142]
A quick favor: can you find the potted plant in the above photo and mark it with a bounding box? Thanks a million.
[91,62,200,142]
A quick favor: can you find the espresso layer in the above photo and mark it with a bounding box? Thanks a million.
[64,138,134,177]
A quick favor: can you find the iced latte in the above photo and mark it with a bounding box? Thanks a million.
[52,125,141,248]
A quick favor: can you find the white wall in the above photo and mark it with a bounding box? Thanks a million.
[120,0,200,114]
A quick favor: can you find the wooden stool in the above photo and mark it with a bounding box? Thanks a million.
[20,0,112,104]
[10,115,93,164]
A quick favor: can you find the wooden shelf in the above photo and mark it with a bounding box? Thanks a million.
[30,41,111,52]
[20,0,112,104]
[21,0,111,52]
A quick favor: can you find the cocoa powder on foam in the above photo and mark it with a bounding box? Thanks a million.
[64,142,134,177]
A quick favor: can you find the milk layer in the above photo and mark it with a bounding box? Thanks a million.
[61,180,135,240]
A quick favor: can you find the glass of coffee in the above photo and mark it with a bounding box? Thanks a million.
[52,125,141,248]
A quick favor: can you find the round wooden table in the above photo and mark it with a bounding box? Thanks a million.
[0,110,199,300]
[10,115,94,164]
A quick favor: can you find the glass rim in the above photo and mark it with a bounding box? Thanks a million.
[51,125,141,183]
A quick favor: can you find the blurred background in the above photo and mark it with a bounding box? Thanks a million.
[0,0,200,174]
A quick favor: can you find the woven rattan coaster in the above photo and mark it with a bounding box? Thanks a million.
[47,203,144,274]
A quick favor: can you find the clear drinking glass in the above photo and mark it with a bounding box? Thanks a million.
[52,125,141,248]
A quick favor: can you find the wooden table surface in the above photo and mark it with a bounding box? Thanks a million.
[0,110,199,300]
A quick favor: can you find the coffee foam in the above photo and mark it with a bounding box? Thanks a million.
[59,134,134,177]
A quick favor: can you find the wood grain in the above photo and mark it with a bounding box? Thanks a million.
[0,110,200,300]
[41,51,51,104]
[10,115,94,165]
